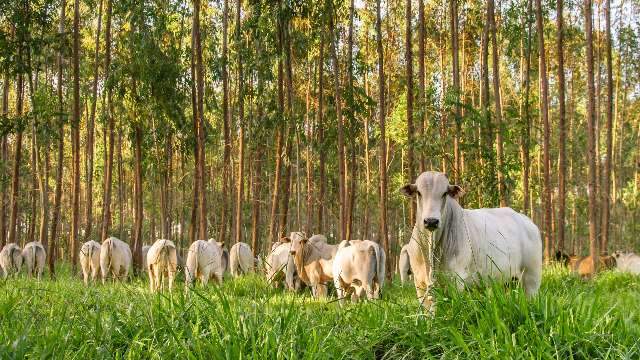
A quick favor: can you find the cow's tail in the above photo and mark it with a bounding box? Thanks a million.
[30,245,36,275]
[106,238,114,273]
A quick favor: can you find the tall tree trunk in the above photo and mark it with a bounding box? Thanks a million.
[488,0,506,206]
[70,0,81,271]
[584,0,599,268]
[268,4,286,246]
[417,0,426,173]
[345,0,356,240]
[132,125,144,270]
[600,0,613,255]
[316,33,326,234]
[376,0,390,280]
[0,73,9,247]
[556,0,567,253]
[250,145,262,256]
[450,0,461,182]
[194,0,207,240]
[49,0,67,277]
[8,45,25,248]
[405,0,415,224]
[520,0,533,216]
[234,0,244,245]
[85,0,104,242]
[219,0,231,245]
[100,0,115,242]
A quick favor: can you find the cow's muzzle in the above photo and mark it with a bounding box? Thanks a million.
[424,218,439,231]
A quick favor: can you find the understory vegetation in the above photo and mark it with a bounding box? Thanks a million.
[1,267,639,359]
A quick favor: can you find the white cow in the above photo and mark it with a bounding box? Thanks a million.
[265,237,299,290]
[0,243,23,278]
[184,240,223,288]
[100,237,133,283]
[229,242,254,276]
[401,171,542,309]
[333,240,386,304]
[22,241,46,279]
[80,240,101,285]
[399,244,412,284]
[612,251,640,274]
[147,239,178,292]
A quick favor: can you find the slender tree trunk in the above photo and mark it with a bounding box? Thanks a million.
[0,73,9,247]
[219,0,231,245]
[250,145,262,256]
[234,0,244,245]
[345,0,356,240]
[584,0,599,268]
[450,0,461,182]
[418,0,426,173]
[556,0,567,253]
[600,0,613,255]
[132,125,144,270]
[84,0,104,242]
[316,33,326,234]
[521,0,533,216]
[376,0,390,280]
[194,0,207,240]
[8,48,25,247]
[329,8,346,241]
[405,0,415,224]
[70,0,81,271]
[488,0,506,206]
[49,0,66,277]
[278,18,295,240]
[100,0,115,242]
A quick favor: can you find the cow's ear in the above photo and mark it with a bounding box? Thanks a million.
[447,185,465,199]
[280,236,291,243]
[400,184,417,197]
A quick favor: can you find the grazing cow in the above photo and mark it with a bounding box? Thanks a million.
[399,244,412,284]
[100,237,133,283]
[22,242,46,279]
[80,240,101,285]
[184,240,223,288]
[265,237,299,290]
[612,251,640,274]
[289,233,338,298]
[147,239,178,292]
[333,240,386,304]
[141,245,151,270]
[0,243,23,278]
[229,242,254,276]
[401,171,542,308]
[571,255,616,277]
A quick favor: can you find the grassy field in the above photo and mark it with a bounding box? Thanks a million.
[1,266,639,359]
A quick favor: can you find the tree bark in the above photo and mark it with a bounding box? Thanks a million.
[219,0,231,245]
[70,0,81,271]
[376,0,390,280]
[316,33,326,234]
[405,0,415,224]
[194,0,207,240]
[417,0,426,173]
[100,0,115,242]
[234,0,244,245]
[584,0,599,269]
[488,0,506,206]
[132,125,144,270]
[450,0,461,182]
[556,0,567,253]
[0,73,9,248]
[600,0,613,255]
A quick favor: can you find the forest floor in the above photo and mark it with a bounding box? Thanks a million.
[1,266,639,359]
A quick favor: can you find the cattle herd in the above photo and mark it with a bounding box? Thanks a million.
[0,171,639,307]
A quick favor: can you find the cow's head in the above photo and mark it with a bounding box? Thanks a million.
[400,171,463,231]
[284,232,307,256]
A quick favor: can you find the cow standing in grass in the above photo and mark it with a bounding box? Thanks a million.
[100,237,133,283]
[333,240,386,304]
[265,236,300,290]
[401,171,542,309]
[399,244,412,284]
[147,239,178,292]
[289,233,337,298]
[184,240,224,288]
[22,242,46,279]
[229,242,254,277]
[612,252,640,274]
[80,240,101,285]
[0,243,23,278]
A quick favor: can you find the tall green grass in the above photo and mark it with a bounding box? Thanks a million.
[1,266,638,359]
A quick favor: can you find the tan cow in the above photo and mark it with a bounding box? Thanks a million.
[80,240,101,285]
[0,243,23,278]
[229,242,254,277]
[184,240,224,288]
[333,240,386,304]
[289,233,337,298]
[22,241,46,279]
[147,239,178,292]
[100,237,133,283]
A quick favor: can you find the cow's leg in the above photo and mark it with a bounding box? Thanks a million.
[315,284,328,298]
[522,266,541,296]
